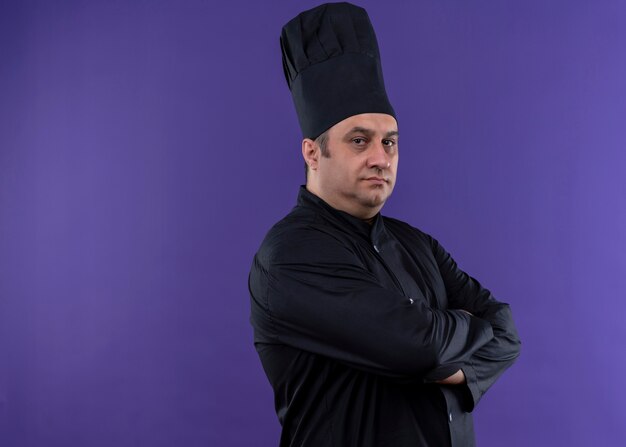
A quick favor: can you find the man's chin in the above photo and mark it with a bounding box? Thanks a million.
[361,192,390,209]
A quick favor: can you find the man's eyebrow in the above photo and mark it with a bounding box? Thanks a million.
[344,127,399,137]
[345,126,374,136]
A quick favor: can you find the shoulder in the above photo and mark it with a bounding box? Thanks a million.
[256,206,356,266]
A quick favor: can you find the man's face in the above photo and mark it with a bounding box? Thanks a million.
[309,113,399,219]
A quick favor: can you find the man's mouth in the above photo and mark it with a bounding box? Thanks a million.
[363,176,387,184]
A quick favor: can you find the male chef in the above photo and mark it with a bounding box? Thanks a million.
[249,3,521,446]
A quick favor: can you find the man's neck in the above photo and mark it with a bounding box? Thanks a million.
[304,184,379,223]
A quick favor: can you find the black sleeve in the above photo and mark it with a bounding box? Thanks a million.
[430,236,522,410]
[249,227,495,380]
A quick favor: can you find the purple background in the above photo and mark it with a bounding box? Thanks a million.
[1,1,625,446]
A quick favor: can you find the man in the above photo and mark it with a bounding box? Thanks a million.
[249,3,521,446]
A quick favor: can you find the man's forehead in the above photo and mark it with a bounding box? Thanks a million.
[331,113,398,135]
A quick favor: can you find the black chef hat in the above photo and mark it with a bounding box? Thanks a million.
[280,2,396,139]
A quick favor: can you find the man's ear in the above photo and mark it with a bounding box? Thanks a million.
[302,138,319,171]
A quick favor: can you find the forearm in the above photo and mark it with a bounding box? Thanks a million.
[462,326,521,409]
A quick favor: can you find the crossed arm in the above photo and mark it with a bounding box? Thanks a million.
[250,224,520,409]
[251,227,501,382]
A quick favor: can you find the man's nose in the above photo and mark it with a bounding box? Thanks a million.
[367,142,391,170]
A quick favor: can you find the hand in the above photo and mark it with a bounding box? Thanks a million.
[435,369,466,385]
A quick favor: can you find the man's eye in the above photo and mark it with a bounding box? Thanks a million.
[352,138,366,145]
[383,139,396,147]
